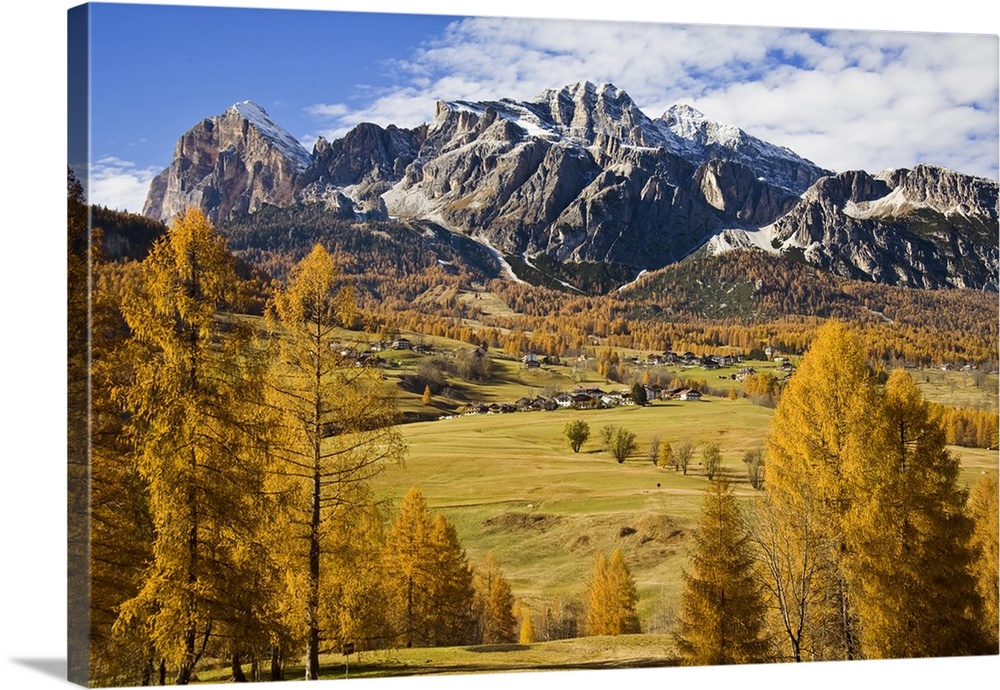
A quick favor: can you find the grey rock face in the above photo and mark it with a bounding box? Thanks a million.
[143,84,996,292]
[769,166,999,290]
[379,82,816,272]
[143,102,310,225]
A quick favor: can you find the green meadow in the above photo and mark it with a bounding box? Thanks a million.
[254,324,998,677]
[372,385,997,631]
[375,397,774,619]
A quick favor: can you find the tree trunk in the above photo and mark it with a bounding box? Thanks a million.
[270,646,283,681]
[231,652,247,683]
[305,460,322,679]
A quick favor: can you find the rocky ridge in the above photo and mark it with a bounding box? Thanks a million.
[142,83,999,292]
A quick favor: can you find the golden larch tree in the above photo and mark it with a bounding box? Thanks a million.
[266,243,405,679]
[114,209,275,684]
[586,549,640,636]
[763,320,880,661]
[968,472,999,651]
[383,488,477,648]
[676,478,769,665]
[843,369,986,658]
[473,553,517,644]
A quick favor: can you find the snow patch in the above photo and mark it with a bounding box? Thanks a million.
[616,269,649,292]
[704,227,780,256]
[231,101,311,170]
[475,236,526,284]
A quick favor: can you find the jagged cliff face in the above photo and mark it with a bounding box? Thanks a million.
[142,83,998,293]
[143,102,311,225]
[380,82,825,270]
[764,165,999,290]
[296,122,427,218]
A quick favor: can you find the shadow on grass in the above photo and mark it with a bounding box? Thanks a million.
[463,644,532,653]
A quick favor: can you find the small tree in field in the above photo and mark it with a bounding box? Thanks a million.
[422,384,433,406]
[743,448,765,490]
[607,427,637,464]
[647,434,661,465]
[702,442,723,480]
[564,419,591,453]
[519,609,535,644]
[631,382,648,406]
[658,441,673,469]
[675,441,694,475]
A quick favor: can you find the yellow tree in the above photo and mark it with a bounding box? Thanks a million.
[519,608,535,644]
[762,320,881,661]
[843,369,986,658]
[426,514,478,646]
[67,169,90,685]
[267,243,405,679]
[586,549,640,636]
[87,257,160,685]
[383,488,476,648]
[473,553,517,644]
[69,174,158,685]
[967,472,999,651]
[677,478,769,665]
[657,441,673,469]
[114,208,275,684]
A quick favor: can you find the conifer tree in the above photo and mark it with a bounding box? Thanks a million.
[266,243,405,679]
[677,478,769,665]
[383,488,436,648]
[88,258,158,685]
[474,553,517,644]
[762,322,990,661]
[763,320,880,660]
[71,179,158,684]
[586,549,640,635]
[427,514,478,646]
[657,441,673,469]
[843,369,985,658]
[114,209,275,684]
[383,488,476,648]
[519,609,535,644]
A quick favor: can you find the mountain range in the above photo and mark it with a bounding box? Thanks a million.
[142,81,999,293]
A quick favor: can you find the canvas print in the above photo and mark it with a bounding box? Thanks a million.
[68,1,999,687]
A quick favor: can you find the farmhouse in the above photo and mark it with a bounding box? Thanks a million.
[601,390,634,406]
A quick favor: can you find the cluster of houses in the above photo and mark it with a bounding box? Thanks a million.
[459,383,704,416]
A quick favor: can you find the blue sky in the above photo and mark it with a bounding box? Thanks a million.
[76,1,999,214]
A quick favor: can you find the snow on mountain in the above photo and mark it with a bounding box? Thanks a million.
[231,101,312,171]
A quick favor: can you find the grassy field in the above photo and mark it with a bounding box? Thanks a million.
[194,634,680,683]
[912,367,999,410]
[194,324,998,682]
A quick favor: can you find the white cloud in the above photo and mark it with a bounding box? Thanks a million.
[88,156,162,214]
[306,17,998,180]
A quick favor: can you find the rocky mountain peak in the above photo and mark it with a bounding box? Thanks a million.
[656,103,829,195]
[227,101,312,170]
[142,85,996,295]
[761,165,999,289]
[143,101,311,224]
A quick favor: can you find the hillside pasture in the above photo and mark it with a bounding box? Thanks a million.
[372,397,775,626]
